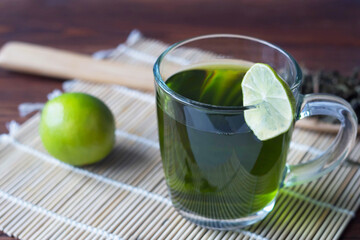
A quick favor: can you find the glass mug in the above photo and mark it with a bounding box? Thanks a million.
[153,35,357,230]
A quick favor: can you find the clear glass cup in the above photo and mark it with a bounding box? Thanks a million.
[153,34,357,230]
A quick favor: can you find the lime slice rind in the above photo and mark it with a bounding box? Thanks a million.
[242,63,295,141]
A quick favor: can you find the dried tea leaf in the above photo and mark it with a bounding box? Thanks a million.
[301,67,360,123]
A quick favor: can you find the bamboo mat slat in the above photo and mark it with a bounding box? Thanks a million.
[0,30,359,240]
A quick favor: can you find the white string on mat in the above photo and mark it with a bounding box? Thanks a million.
[0,189,124,240]
[17,89,63,117]
[115,129,159,149]
[91,29,143,60]
[112,85,154,103]
[94,29,191,69]
[114,45,158,64]
[112,43,192,66]
[62,80,77,93]
[234,229,270,240]
[92,29,157,65]
[18,103,45,118]
[281,188,355,217]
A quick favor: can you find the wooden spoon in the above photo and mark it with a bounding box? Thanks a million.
[0,42,154,91]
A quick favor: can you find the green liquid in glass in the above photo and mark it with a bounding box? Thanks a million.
[157,64,292,219]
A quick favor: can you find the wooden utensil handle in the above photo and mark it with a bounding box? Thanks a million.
[0,42,154,91]
[296,118,360,134]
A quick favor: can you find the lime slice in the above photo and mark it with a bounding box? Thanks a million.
[242,63,296,141]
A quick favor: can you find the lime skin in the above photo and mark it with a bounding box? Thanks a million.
[39,92,115,166]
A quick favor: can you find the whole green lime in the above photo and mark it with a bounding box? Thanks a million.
[39,92,115,166]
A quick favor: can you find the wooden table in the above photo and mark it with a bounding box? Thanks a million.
[0,0,359,239]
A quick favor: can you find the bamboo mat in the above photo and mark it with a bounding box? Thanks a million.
[1,30,360,240]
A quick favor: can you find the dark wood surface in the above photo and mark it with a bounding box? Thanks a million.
[0,0,359,239]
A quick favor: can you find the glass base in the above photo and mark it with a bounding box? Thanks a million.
[176,199,275,230]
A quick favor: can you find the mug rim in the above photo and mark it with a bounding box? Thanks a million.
[153,34,303,112]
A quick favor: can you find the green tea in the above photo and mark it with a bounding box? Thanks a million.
[156,64,293,220]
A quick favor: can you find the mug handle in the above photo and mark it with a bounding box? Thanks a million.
[284,94,358,187]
